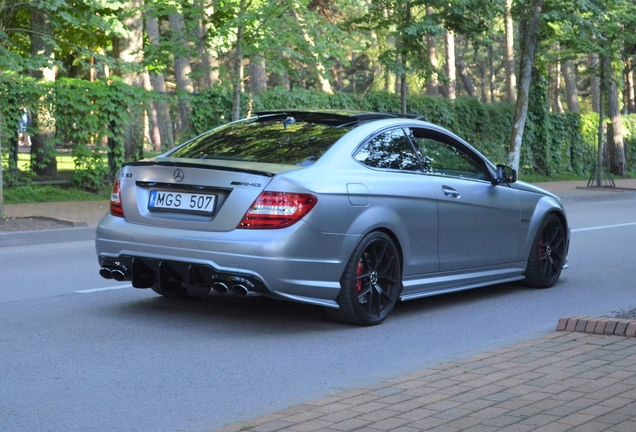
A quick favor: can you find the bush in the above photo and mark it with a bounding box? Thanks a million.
[1,75,621,194]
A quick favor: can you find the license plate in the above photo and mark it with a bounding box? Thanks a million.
[148,190,216,214]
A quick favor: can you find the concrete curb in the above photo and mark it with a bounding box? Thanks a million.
[0,226,96,248]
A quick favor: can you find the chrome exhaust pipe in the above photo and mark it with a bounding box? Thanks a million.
[99,267,113,279]
[232,284,249,296]
[111,269,126,281]
[212,282,229,294]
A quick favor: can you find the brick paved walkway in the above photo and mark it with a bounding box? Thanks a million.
[213,331,636,432]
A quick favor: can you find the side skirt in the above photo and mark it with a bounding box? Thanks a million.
[400,266,526,302]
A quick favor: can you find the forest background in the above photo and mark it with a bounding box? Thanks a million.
[2,0,636,209]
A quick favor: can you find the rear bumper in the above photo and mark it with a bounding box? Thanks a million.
[95,214,358,308]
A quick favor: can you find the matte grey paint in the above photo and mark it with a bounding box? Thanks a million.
[96,117,569,311]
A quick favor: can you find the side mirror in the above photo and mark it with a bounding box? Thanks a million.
[495,164,517,184]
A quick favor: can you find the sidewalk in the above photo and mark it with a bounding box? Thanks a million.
[3,181,636,432]
[212,327,636,432]
[2,199,109,228]
[0,200,108,247]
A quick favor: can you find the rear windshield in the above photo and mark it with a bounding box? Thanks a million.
[167,117,353,166]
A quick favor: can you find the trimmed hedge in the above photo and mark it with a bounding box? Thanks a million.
[1,75,625,191]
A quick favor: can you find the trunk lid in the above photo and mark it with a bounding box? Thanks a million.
[117,159,295,232]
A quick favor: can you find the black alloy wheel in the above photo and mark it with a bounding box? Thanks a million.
[525,213,566,288]
[327,231,402,325]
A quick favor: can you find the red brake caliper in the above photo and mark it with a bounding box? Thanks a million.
[356,260,364,293]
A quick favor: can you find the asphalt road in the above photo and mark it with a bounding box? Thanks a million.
[1,197,635,432]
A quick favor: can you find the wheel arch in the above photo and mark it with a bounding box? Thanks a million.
[341,205,413,271]
[330,228,404,325]
[522,196,569,258]
[337,226,405,301]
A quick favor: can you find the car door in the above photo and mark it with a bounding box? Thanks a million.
[407,127,521,272]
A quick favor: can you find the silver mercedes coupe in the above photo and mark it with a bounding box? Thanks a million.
[96,111,569,325]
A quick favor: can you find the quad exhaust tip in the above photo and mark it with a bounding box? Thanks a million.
[100,265,254,296]
[111,269,126,281]
[232,284,249,296]
[99,267,113,279]
[212,282,229,294]
[99,266,129,281]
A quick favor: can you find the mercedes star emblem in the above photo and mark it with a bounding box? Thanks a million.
[173,169,184,182]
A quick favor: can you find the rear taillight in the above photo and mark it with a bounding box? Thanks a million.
[238,191,317,229]
[110,180,124,218]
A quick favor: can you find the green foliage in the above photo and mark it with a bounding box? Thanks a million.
[622,115,636,170]
[526,62,552,175]
[2,184,110,204]
[0,74,146,191]
[0,0,127,76]
[190,86,234,136]
[253,86,364,111]
[1,76,605,194]
[185,86,593,175]
[52,77,145,190]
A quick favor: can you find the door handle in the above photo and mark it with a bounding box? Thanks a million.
[442,186,460,198]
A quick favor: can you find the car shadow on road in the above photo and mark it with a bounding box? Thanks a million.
[113,291,344,334]
[104,281,540,334]
[391,282,535,319]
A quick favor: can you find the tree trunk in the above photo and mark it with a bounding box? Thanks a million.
[507,0,544,172]
[444,30,456,99]
[231,0,246,121]
[145,13,174,150]
[478,58,488,103]
[112,0,144,161]
[624,62,636,113]
[596,57,606,187]
[504,0,516,104]
[395,32,402,96]
[551,54,564,113]
[113,0,143,87]
[561,59,580,112]
[425,6,439,96]
[289,4,333,93]
[606,57,627,177]
[30,5,57,177]
[142,72,162,152]
[588,54,600,113]
[488,44,496,103]
[195,0,219,90]
[250,54,267,95]
[271,70,291,90]
[400,2,410,112]
[169,11,194,135]
[456,53,475,97]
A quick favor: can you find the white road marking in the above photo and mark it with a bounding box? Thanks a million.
[572,222,636,233]
[75,284,132,294]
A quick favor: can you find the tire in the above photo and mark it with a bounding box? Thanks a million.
[327,231,402,326]
[525,213,566,288]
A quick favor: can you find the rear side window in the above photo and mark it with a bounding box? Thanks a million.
[354,128,421,171]
[168,118,352,166]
